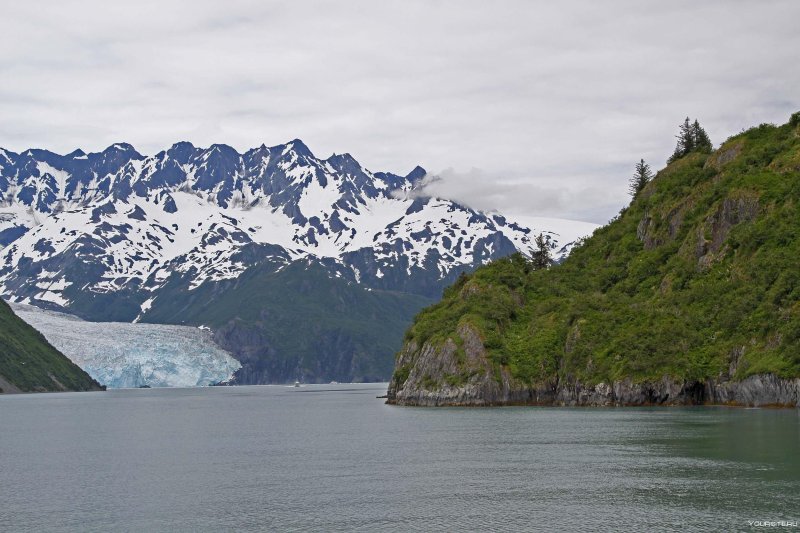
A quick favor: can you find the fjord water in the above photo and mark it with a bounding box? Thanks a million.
[1,385,797,532]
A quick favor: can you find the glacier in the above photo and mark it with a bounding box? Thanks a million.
[12,303,241,388]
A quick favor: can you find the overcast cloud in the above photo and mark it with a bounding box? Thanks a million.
[1,0,798,223]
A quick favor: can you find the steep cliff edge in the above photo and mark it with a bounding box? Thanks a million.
[389,113,800,407]
[0,298,104,393]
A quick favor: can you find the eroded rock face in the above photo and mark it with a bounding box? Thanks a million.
[388,337,800,407]
[705,141,743,171]
[707,374,800,407]
[389,371,800,407]
[388,324,530,406]
[697,194,760,268]
[636,199,692,251]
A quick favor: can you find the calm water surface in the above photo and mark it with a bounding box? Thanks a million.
[1,384,798,532]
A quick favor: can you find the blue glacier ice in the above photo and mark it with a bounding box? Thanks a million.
[12,303,241,388]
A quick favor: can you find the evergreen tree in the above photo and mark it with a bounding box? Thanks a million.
[691,119,712,153]
[530,233,552,270]
[668,117,694,163]
[790,111,800,128]
[629,158,653,197]
[668,117,712,163]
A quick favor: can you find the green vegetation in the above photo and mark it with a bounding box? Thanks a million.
[0,299,102,392]
[143,260,433,382]
[397,113,800,388]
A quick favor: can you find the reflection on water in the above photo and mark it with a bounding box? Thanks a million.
[0,385,797,531]
[659,409,800,476]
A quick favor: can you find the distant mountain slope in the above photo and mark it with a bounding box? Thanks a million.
[389,113,800,406]
[0,139,596,383]
[0,298,103,393]
[143,260,433,383]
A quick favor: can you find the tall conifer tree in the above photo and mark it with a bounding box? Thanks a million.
[691,119,713,153]
[629,159,653,197]
[531,233,553,270]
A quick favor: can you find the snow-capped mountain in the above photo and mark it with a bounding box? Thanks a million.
[0,140,594,312]
[0,140,597,383]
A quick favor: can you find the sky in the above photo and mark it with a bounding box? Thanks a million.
[1,0,798,224]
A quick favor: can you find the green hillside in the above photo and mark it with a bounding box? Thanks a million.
[390,113,800,404]
[0,298,104,393]
[143,260,433,383]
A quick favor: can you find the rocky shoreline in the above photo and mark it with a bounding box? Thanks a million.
[387,373,800,407]
[387,332,800,408]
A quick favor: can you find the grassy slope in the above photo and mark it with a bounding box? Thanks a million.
[398,115,800,389]
[0,298,103,392]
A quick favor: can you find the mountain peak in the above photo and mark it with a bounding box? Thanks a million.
[170,141,196,151]
[207,143,239,157]
[166,141,198,162]
[285,139,313,157]
[406,165,426,183]
[326,152,361,172]
[106,142,137,153]
[102,143,143,160]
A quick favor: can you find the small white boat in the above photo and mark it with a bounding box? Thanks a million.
[294,381,301,387]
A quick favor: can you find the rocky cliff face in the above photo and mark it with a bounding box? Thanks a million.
[387,343,800,407]
[388,323,799,407]
[387,325,800,407]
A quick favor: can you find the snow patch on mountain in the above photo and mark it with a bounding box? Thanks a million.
[495,214,599,256]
